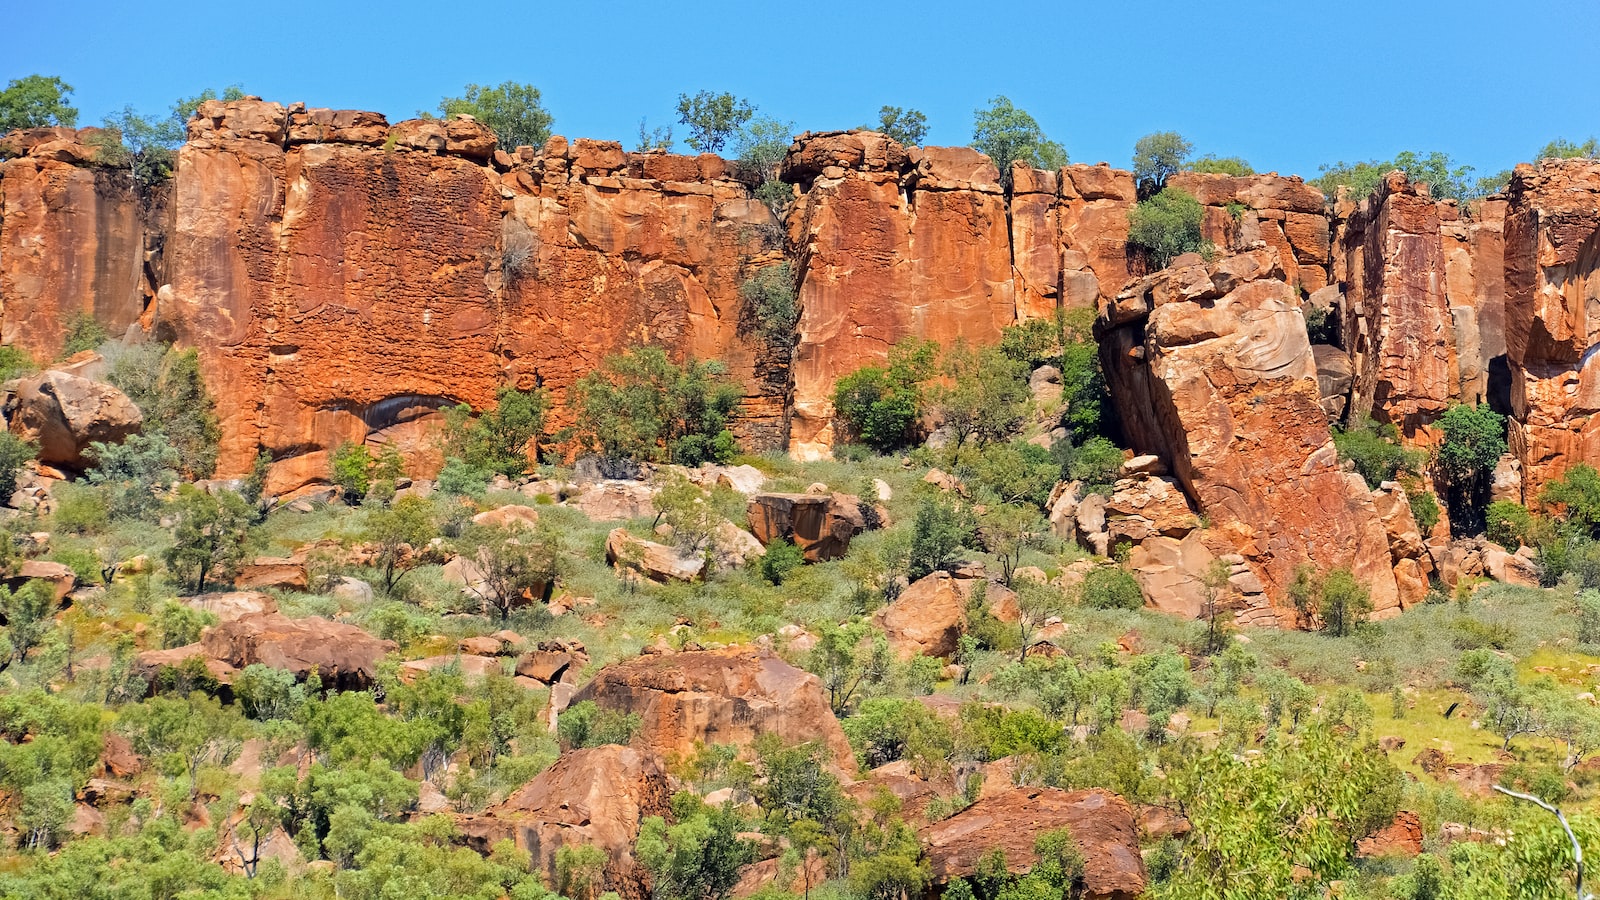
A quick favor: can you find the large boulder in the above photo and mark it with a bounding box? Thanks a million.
[199,612,396,690]
[920,787,1146,900]
[746,492,864,562]
[572,646,856,773]
[872,571,967,660]
[605,528,705,582]
[4,369,142,469]
[456,745,672,900]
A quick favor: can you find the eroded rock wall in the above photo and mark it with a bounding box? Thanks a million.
[1504,158,1600,498]
[0,127,161,354]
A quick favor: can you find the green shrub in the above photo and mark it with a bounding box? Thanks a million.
[1408,487,1441,535]
[1332,418,1422,488]
[1188,154,1255,176]
[51,482,107,535]
[1319,568,1372,637]
[1485,500,1538,548]
[556,700,641,749]
[759,539,804,585]
[832,338,937,455]
[1541,462,1600,537]
[105,344,221,478]
[1132,131,1192,195]
[436,81,552,149]
[908,494,975,580]
[1080,566,1143,610]
[0,345,35,382]
[0,432,36,499]
[1059,436,1123,494]
[436,456,489,499]
[1436,403,1506,534]
[329,442,373,503]
[85,432,179,520]
[1128,187,1210,269]
[740,262,797,346]
[567,345,740,465]
[59,312,108,358]
[441,383,546,479]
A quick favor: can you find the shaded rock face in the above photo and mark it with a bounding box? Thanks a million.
[1099,248,1409,617]
[1337,173,1455,434]
[920,787,1147,900]
[4,369,142,469]
[456,745,672,900]
[1504,159,1600,498]
[746,491,863,561]
[572,646,856,774]
[0,127,163,353]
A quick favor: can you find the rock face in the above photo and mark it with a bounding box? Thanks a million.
[920,787,1147,900]
[456,745,671,900]
[1167,171,1331,294]
[782,133,1016,458]
[1099,248,1412,617]
[572,646,856,773]
[154,98,786,492]
[1337,173,1455,433]
[4,369,142,469]
[1504,158,1600,498]
[0,127,160,353]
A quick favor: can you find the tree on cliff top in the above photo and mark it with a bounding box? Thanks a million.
[436,81,553,150]
[1131,131,1193,197]
[0,75,78,134]
[1313,150,1477,203]
[873,106,927,147]
[1127,187,1210,269]
[1537,136,1600,160]
[971,96,1068,190]
[676,91,755,154]
[1187,153,1255,176]
[94,85,245,188]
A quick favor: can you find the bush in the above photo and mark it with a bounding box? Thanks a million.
[1485,500,1539,548]
[1409,487,1441,535]
[908,495,975,580]
[59,312,108,358]
[556,700,641,749]
[1059,436,1123,494]
[105,344,221,478]
[163,485,254,593]
[1320,568,1372,637]
[441,384,546,479]
[0,346,34,382]
[1541,462,1600,537]
[831,338,937,454]
[51,482,107,535]
[1080,566,1143,610]
[436,81,552,149]
[971,96,1067,190]
[567,346,740,465]
[1332,418,1422,488]
[759,539,804,585]
[930,342,1030,449]
[740,262,797,346]
[1132,131,1192,196]
[85,432,180,520]
[1128,187,1210,269]
[1188,154,1255,176]
[1437,403,1506,533]
[329,442,373,504]
[0,432,36,500]
[436,455,489,499]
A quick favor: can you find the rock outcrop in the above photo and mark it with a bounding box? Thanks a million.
[456,745,671,900]
[1098,248,1416,617]
[1167,170,1331,293]
[191,611,395,689]
[920,787,1146,900]
[1504,158,1600,498]
[746,491,864,561]
[571,646,856,773]
[4,368,142,469]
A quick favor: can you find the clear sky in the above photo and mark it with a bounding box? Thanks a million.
[6,0,1597,181]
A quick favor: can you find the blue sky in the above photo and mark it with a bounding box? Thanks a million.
[6,0,1597,181]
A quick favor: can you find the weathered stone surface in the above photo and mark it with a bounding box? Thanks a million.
[1504,159,1600,498]
[9,559,76,603]
[1100,247,1408,615]
[872,571,967,660]
[199,612,396,690]
[1104,475,1200,546]
[1168,171,1329,294]
[398,653,502,684]
[234,557,309,591]
[569,481,656,521]
[186,591,277,622]
[921,787,1146,900]
[4,369,142,469]
[1126,533,1216,618]
[471,504,541,529]
[746,492,863,561]
[572,646,855,773]
[456,746,672,900]
[1339,173,1456,434]
[1357,810,1425,859]
[1312,344,1353,419]
[605,528,704,582]
[784,132,1016,457]
[0,130,156,352]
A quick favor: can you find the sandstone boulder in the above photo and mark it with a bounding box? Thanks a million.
[569,481,657,520]
[873,571,968,660]
[199,612,396,690]
[472,505,541,529]
[1356,810,1424,858]
[4,370,141,469]
[186,591,277,623]
[234,558,309,591]
[747,493,864,562]
[457,746,672,900]
[605,528,705,582]
[572,646,855,773]
[9,559,76,604]
[398,654,503,684]
[921,787,1146,900]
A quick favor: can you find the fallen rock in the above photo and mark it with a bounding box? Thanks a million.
[569,481,657,520]
[572,646,855,773]
[1356,810,1424,859]
[186,591,278,623]
[472,504,541,529]
[605,528,705,582]
[9,559,76,603]
[456,745,672,900]
[398,654,503,684]
[515,640,590,685]
[746,492,864,562]
[199,612,397,690]
[234,558,309,592]
[920,787,1146,900]
[4,369,142,469]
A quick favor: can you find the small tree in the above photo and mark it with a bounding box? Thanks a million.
[741,262,799,347]
[106,343,222,478]
[0,74,78,133]
[364,495,436,595]
[441,383,547,479]
[1436,403,1507,534]
[1016,581,1064,661]
[1200,558,1233,654]
[1319,568,1371,637]
[1079,566,1143,611]
[163,485,254,593]
[908,495,974,580]
[457,521,563,621]
[329,441,373,503]
[567,346,741,465]
[831,338,937,454]
[637,803,756,900]
[979,503,1044,587]
[760,539,805,585]
[0,580,59,669]
[676,91,755,153]
[1132,131,1193,196]
[971,96,1068,189]
[1188,154,1255,176]
[0,432,37,500]
[59,312,108,358]
[874,106,927,146]
[436,81,553,149]
[930,342,1030,449]
[85,432,181,520]
[1537,137,1599,160]
[1128,187,1210,268]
